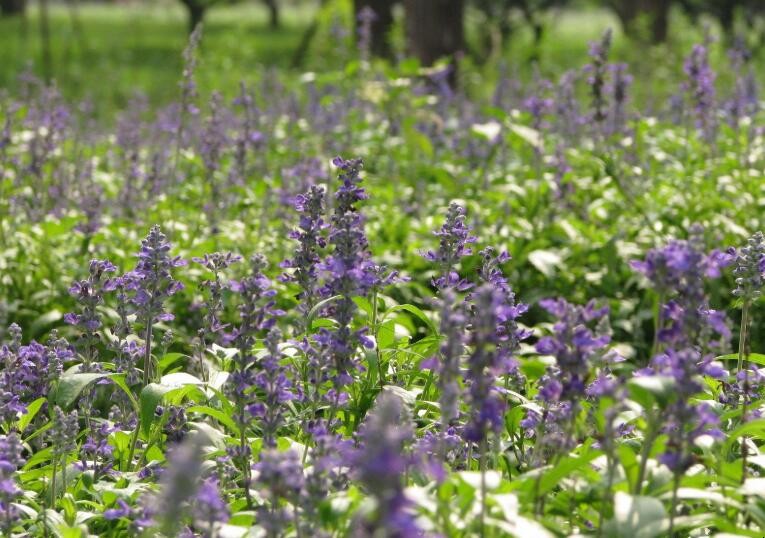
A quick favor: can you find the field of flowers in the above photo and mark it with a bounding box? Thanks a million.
[2,19,765,537]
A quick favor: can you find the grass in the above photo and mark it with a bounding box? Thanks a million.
[0,1,753,114]
[0,1,316,111]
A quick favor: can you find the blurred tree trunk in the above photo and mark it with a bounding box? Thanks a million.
[180,0,207,34]
[0,0,25,16]
[354,0,396,58]
[290,0,330,68]
[716,1,736,37]
[404,0,464,84]
[262,0,280,29]
[39,0,51,82]
[607,0,670,43]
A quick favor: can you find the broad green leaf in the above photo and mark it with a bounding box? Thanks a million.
[485,516,554,538]
[527,249,563,278]
[539,448,602,495]
[110,374,139,412]
[381,385,418,406]
[139,383,188,437]
[604,491,667,538]
[51,373,112,409]
[186,405,240,435]
[377,319,396,349]
[661,488,742,509]
[160,372,204,386]
[458,471,501,491]
[715,353,765,366]
[307,295,342,329]
[385,304,438,334]
[158,352,188,373]
[17,397,46,432]
[627,375,676,409]
[30,309,62,336]
[723,418,765,458]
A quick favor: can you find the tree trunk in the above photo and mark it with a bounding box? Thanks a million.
[717,2,736,38]
[39,0,51,82]
[290,0,331,68]
[608,0,670,43]
[0,0,25,16]
[404,0,464,85]
[354,0,396,59]
[262,0,280,29]
[181,0,206,34]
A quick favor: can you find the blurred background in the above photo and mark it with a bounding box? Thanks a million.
[1,0,764,114]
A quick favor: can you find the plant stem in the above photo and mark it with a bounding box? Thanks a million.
[651,292,663,359]
[143,323,154,386]
[50,457,57,509]
[737,303,750,373]
[668,474,680,537]
[240,423,253,509]
[634,413,658,495]
[597,440,615,538]
[740,301,751,482]
[480,437,488,537]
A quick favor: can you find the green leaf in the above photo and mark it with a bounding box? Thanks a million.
[109,374,139,412]
[377,319,396,350]
[627,376,676,409]
[51,373,112,409]
[158,352,188,374]
[662,488,742,509]
[17,397,46,432]
[385,304,438,335]
[30,309,62,336]
[139,383,187,437]
[538,448,601,495]
[527,249,563,278]
[715,353,765,366]
[723,419,765,459]
[307,295,342,330]
[160,372,204,386]
[186,405,240,436]
[507,122,542,150]
[604,492,667,538]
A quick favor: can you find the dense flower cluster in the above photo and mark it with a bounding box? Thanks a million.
[4,20,765,538]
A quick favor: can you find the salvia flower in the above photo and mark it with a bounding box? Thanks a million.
[424,203,477,291]
[0,433,25,535]
[631,231,734,351]
[319,157,378,392]
[50,406,79,459]
[127,225,186,383]
[248,328,296,448]
[194,478,229,535]
[585,29,612,127]
[478,247,531,371]
[81,421,116,480]
[194,252,242,377]
[607,63,632,135]
[422,289,466,428]
[642,347,723,472]
[463,284,513,444]
[64,259,117,370]
[725,38,758,127]
[254,449,305,538]
[732,231,765,302]
[129,225,186,325]
[147,433,207,535]
[280,184,328,316]
[352,392,421,537]
[523,298,611,457]
[683,43,717,143]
